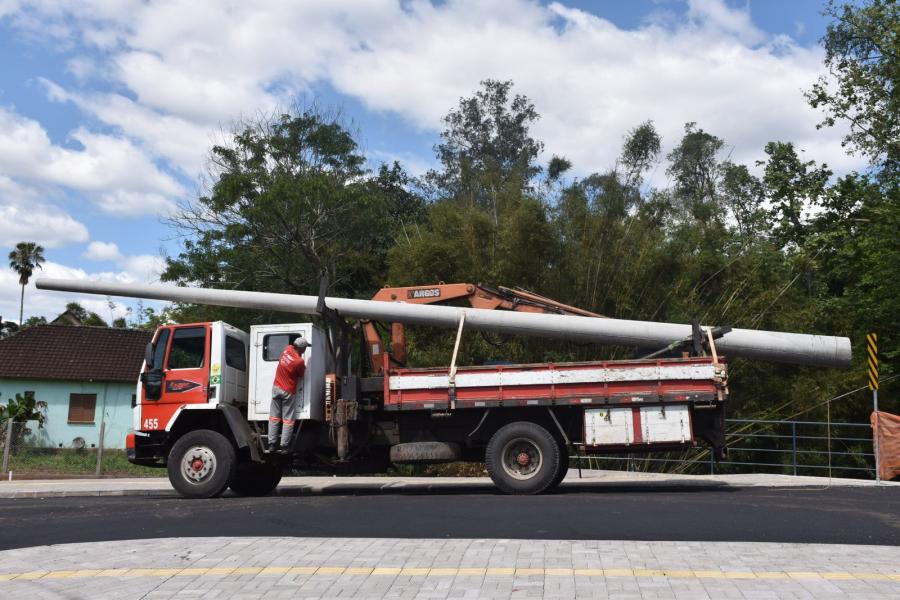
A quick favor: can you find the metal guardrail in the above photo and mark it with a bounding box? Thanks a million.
[576,418,875,479]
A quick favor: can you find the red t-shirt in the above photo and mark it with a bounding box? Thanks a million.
[274,345,306,393]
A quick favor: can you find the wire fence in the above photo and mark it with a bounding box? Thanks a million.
[0,416,881,480]
[0,419,155,480]
[575,418,877,479]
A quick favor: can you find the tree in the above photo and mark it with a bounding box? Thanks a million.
[806,0,899,177]
[22,316,47,329]
[762,142,832,247]
[163,106,423,330]
[8,242,45,326]
[59,302,107,327]
[666,123,725,224]
[620,120,661,190]
[0,391,46,449]
[427,79,544,223]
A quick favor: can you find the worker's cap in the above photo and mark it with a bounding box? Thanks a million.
[292,337,309,351]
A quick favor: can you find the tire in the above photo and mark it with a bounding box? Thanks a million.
[548,442,570,491]
[230,463,283,497]
[167,429,236,499]
[485,422,560,495]
[390,442,461,464]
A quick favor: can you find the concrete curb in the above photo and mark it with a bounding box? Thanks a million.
[0,470,895,499]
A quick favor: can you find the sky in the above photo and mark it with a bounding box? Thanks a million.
[0,0,857,325]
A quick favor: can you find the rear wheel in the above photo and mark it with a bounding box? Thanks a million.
[485,421,560,495]
[230,463,283,497]
[167,429,236,499]
[548,442,570,490]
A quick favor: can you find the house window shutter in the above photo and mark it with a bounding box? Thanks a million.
[68,394,97,423]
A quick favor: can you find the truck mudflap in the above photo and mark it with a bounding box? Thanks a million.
[217,404,261,462]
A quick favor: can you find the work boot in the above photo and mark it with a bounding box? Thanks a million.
[264,442,279,454]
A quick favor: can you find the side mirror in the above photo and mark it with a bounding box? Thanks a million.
[141,369,164,401]
[144,342,154,368]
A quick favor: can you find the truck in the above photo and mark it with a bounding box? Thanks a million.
[34,277,851,498]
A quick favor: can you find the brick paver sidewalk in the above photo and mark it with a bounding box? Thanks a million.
[2,537,899,599]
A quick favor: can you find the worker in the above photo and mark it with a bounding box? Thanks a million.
[267,337,309,454]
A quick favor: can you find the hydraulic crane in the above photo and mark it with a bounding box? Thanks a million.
[364,283,603,373]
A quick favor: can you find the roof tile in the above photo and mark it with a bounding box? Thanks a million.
[0,325,153,382]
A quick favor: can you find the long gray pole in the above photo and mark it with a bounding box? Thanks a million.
[35,278,851,368]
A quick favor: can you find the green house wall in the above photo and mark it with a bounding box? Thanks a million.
[0,378,136,449]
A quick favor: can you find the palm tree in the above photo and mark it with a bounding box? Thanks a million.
[8,242,45,326]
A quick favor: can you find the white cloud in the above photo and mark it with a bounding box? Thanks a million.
[0,253,166,325]
[0,106,183,216]
[42,79,212,174]
[82,240,121,261]
[686,0,765,45]
[8,0,865,191]
[0,176,90,248]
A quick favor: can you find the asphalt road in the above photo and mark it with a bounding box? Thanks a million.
[1,483,898,550]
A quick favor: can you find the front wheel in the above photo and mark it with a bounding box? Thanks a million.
[230,463,283,497]
[485,421,560,495]
[167,429,236,498]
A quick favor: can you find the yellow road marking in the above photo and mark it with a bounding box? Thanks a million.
[14,571,48,580]
[723,571,756,579]
[573,568,605,576]
[40,570,78,580]
[260,566,292,575]
[1,566,897,582]
[662,570,695,578]
[633,569,667,577]
[755,571,790,580]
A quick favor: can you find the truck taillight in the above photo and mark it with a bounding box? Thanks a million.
[126,433,135,449]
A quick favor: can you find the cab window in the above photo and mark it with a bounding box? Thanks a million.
[225,335,247,371]
[166,327,206,370]
[152,328,170,370]
[263,333,302,361]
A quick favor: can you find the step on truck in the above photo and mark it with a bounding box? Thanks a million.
[33,277,851,498]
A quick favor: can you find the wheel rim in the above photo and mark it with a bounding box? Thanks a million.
[500,437,543,480]
[180,445,216,485]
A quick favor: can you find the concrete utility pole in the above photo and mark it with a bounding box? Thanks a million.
[35,278,852,369]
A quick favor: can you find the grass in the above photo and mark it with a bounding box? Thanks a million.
[6,448,161,478]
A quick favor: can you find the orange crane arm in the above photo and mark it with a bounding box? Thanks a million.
[364,283,601,374]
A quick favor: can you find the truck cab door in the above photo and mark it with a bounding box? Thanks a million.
[250,329,303,418]
[159,325,210,405]
[139,324,211,431]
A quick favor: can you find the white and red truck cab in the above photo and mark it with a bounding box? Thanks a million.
[127,319,729,499]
